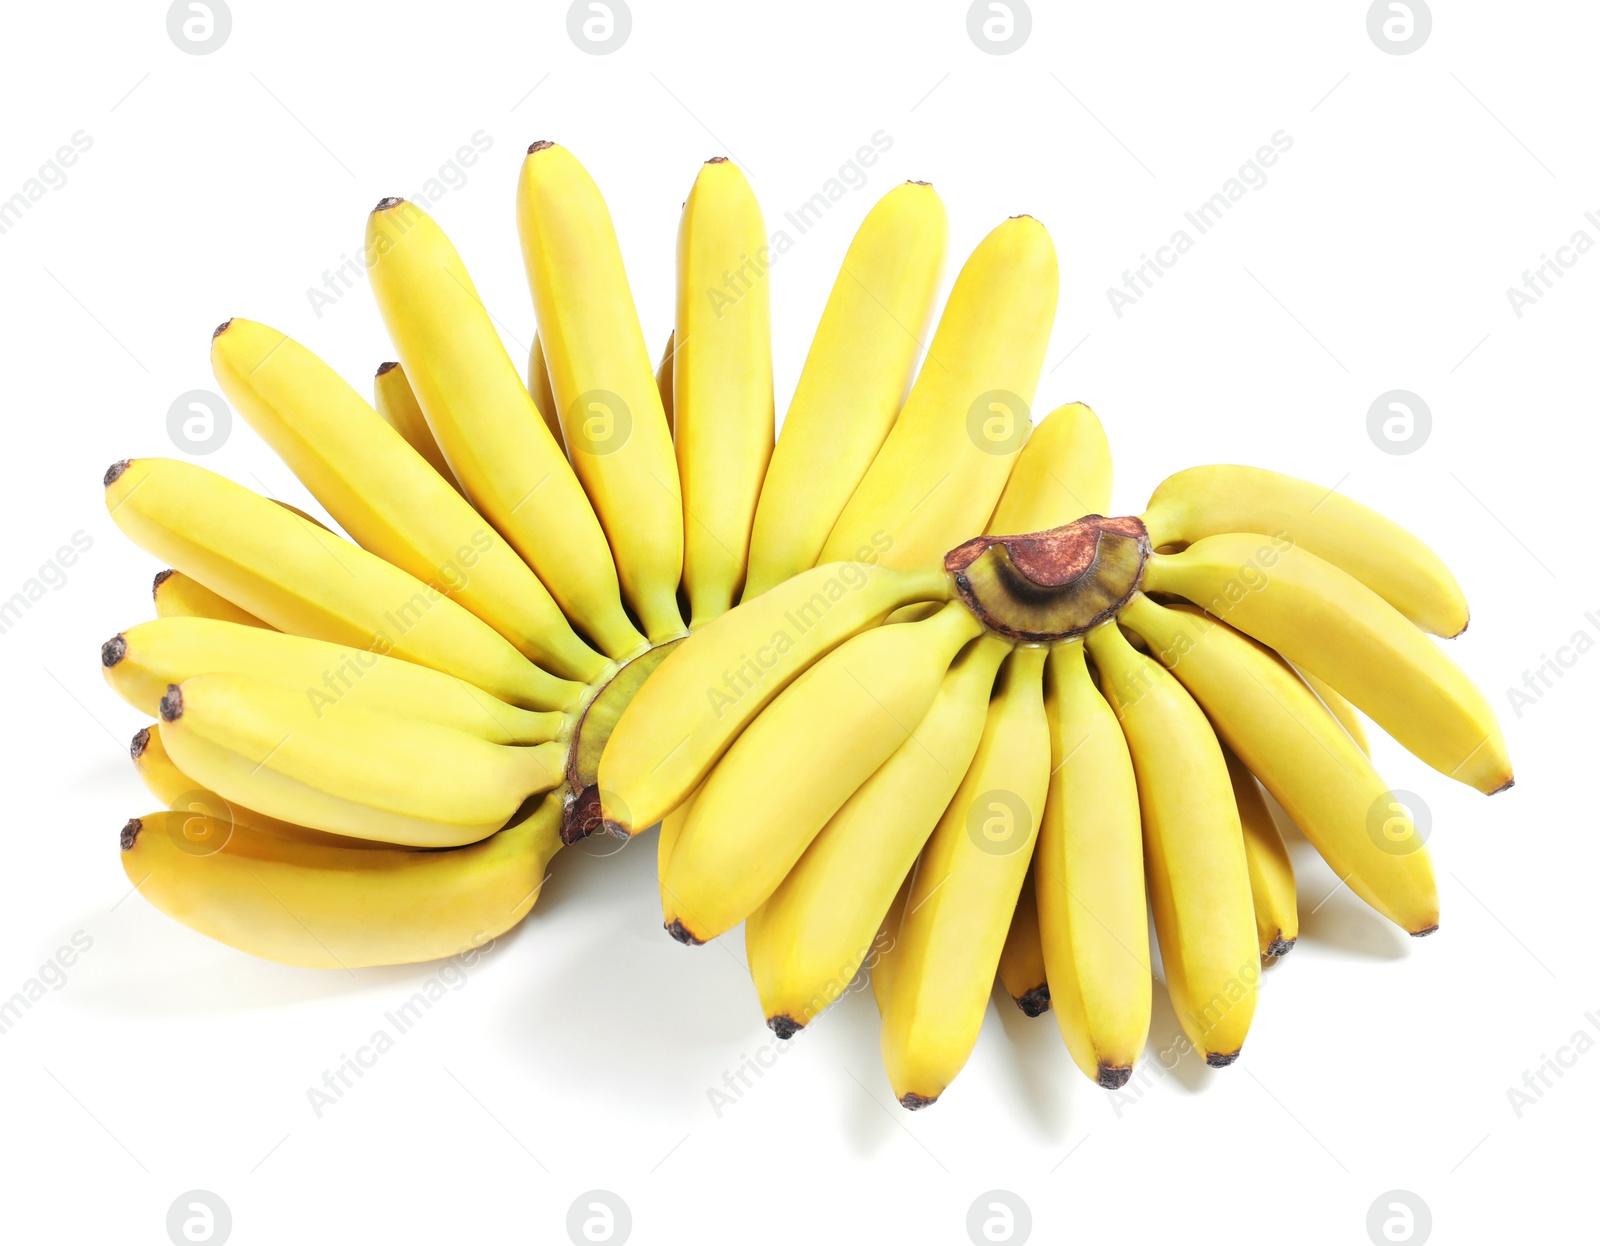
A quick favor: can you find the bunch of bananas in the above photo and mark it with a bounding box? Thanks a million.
[100,141,1510,1114]
[601,408,1512,1108]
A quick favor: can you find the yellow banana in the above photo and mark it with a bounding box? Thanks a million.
[1142,465,1469,636]
[373,361,464,494]
[153,568,270,629]
[656,780,700,898]
[119,795,562,968]
[746,633,1009,1035]
[1035,638,1150,1088]
[674,158,774,624]
[158,673,564,847]
[663,602,983,944]
[131,721,380,849]
[988,402,1113,534]
[744,181,948,596]
[1142,533,1512,793]
[516,142,685,640]
[525,334,566,449]
[882,645,1051,1108]
[1120,596,1439,934]
[365,197,644,659]
[997,873,1050,1016]
[1224,745,1298,958]
[212,318,605,683]
[869,870,915,1016]
[1296,665,1370,756]
[105,458,567,711]
[820,215,1058,571]
[103,617,570,740]
[1086,619,1257,1066]
[656,333,675,435]
[598,559,951,832]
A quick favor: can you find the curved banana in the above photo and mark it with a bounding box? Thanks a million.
[674,158,774,624]
[525,334,566,449]
[988,402,1113,534]
[882,645,1051,1109]
[869,870,915,1016]
[820,215,1058,571]
[744,181,948,597]
[1142,533,1512,794]
[663,602,982,944]
[159,673,564,847]
[1142,464,1469,636]
[598,560,951,833]
[1035,639,1150,1088]
[746,633,1009,1035]
[365,197,644,659]
[1296,665,1370,756]
[516,142,685,640]
[103,617,571,740]
[119,795,562,968]
[1224,745,1298,958]
[1121,596,1439,934]
[212,318,605,683]
[153,568,270,629]
[373,361,463,494]
[105,458,568,711]
[1086,619,1257,1066]
[997,873,1050,1016]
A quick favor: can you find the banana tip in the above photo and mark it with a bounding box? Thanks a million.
[372,196,405,213]
[129,727,149,761]
[767,1015,803,1040]
[1489,777,1515,795]
[705,155,729,164]
[1015,986,1051,1017]
[103,459,131,487]
[906,178,932,186]
[1097,1063,1133,1090]
[526,140,555,155]
[1205,1049,1241,1069]
[1265,935,1297,959]
[152,568,174,596]
[898,1092,938,1111]
[376,361,399,377]
[665,919,703,946]
[120,817,142,851]
[1411,923,1440,938]
[100,634,127,668]
[158,684,183,722]
[212,319,232,339]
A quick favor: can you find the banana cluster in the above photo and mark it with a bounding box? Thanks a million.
[601,415,1512,1108]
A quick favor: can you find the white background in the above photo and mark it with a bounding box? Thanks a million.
[0,2,1594,1242]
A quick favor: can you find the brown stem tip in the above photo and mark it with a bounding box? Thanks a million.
[375,361,399,376]
[1097,1062,1133,1090]
[101,635,127,668]
[527,140,556,154]
[899,1092,938,1111]
[129,727,150,761]
[158,684,184,722]
[152,568,174,595]
[373,196,405,212]
[1266,935,1296,959]
[767,1015,803,1040]
[104,460,131,487]
[120,817,142,850]
[665,919,703,946]
[1411,924,1440,938]
[212,319,232,339]
[706,155,729,164]
[1205,1050,1241,1069]
[1015,986,1051,1017]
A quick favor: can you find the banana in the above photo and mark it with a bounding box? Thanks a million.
[1086,619,1257,1066]
[820,215,1058,572]
[1224,745,1298,958]
[525,335,566,449]
[130,722,380,849]
[158,673,564,847]
[1296,665,1370,756]
[656,781,700,895]
[517,142,685,641]
[103,617,571,740]
[869,870,915,1016]
[365,197,645,659]
[1120,595,1439,934]
[656,333,675,435]
[598,559,951,832]
[1142,465,1469,637]
[212,318,606,684]
[663,601,983,944]
[744,181,948,597]
[1035,638,1150,1088]
[746,633,1010,1035]
[119,795,562,968]
[674,158,775,624]
[153,568,270,629]
[105,458,568,711]
[997,872,1050,1016]
[1142,533,1512,794]
[882,645,1051,1109]
[988,402,1113,534]
[373,361,464,494]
